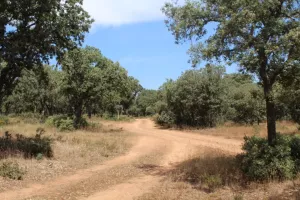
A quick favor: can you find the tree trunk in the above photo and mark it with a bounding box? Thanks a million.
[87,104,92,119]
[74,105,82,129]
[264,84,277,145]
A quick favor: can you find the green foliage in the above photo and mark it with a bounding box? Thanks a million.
[145,106,156,116]
[0,115,9,126]
[165,65,226,127]
[3,67,67,116]
[224,75,266,125]
[3,46,140,125]
[77,117,88,129]
[46,116,75,132]
[0,131,53,159]
[0,0,92,104]
[155,111,175,127]
[0,162,25,180]
[152,70,265,128]
[239,134,300,181]
[290,135,300,171]
[136,90,158,116]
[61,46,103,128]
[202,174,222,192]
[128,105,142,117]
[163,0,300,143]
[58,119,75,132]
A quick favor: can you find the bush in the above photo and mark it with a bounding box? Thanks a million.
[239,134,300,181]
[128,105,142,117]
[0,115,9,126]
[46,115,75,131]
[202,174,222,192]
[155,111,175,127]
[290,135,300,171]
[58,118,75,131]
[0,131,53,159]
[0,161,25,180]
[145,106,156,116]
[77,117,88,128]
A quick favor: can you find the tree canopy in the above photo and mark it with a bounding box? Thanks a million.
[0,0,93,104]
[163,0,300,144]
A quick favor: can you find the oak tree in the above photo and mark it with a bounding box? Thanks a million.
[163,0,300,144]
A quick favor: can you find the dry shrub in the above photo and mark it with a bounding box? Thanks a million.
[169,150,243,192]
[0,130,53,159]
[0,161,25,180]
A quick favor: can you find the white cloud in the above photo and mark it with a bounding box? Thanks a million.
[83,0,179,26]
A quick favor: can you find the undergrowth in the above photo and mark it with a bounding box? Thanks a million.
[170,152,243,192]
[0,129,53,159]
[0,161,25,180]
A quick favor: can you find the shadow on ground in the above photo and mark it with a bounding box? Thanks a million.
[137,152,245,193]
[0,130,53,159]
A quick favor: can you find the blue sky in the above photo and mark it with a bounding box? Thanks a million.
[82,0,238,89]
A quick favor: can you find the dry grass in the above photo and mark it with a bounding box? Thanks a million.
[26,142,168,200]
[137,146,300,200]
[0,117,134,192]
[168,149,243,192]
[187,121,299,140]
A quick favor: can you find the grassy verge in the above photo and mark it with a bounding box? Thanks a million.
[0,117,133,192]
[137,147,300,200]
[183,121,299,140]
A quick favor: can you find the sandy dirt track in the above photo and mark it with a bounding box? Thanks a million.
[1,119,242,200]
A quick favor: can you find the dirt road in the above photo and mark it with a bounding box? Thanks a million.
[1,119,242,200]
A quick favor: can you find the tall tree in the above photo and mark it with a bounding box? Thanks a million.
[163,0,300,144]
[167,65,226,127]
[3,66,66,115]
[61,46,102,128]
[0,0,93,104]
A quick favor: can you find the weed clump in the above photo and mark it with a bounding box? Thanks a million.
[0,115,9,126]
[46,115,89,131]
[0,161,25,180]
[46,115,75,131]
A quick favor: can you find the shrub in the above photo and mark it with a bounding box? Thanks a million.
[239,134,296,181]
[46,115,75,131]
[0,161,25,180]
[0,131,53,159]
[46,115,67,127]
[145,106,156,116]
[0,115,9,126]
[77,117,88,128]
[58,118,75,131]
[155,111,175,127]
[290,135,300,171]
[202,174,222,192]
[128,105,142,117]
